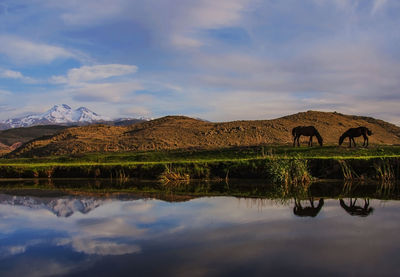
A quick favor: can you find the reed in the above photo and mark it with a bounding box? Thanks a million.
[160,164,190,183]
[338,160,359,180]
[374,158,395,182]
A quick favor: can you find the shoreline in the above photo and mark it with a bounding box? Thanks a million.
[0,156,398,181]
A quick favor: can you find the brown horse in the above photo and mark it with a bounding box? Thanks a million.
[339,127,372,147]
[292,126,323,147]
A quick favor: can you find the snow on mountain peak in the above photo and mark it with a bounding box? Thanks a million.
[0,194,112,217]
[0,104,110,128]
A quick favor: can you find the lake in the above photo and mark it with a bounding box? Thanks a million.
[0,180,399,276]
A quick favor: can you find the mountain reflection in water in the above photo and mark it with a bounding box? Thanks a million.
[0,180,399,276]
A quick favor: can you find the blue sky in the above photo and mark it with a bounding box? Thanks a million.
[0,0,399,124]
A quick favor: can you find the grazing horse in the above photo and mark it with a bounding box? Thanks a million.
[293,198,324,217]
[339,198,374,217]
[292,126,323,147]
[339,127,372,148]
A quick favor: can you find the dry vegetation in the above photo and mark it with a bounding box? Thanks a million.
[6,111,400,158]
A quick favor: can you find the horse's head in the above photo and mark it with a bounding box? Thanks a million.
[318,137,323,146]
[339,135,345,146]
[314,130,323,146]
[367,129,372,136]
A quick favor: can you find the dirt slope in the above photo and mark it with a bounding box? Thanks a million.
[7,111,400,157]
[0,125,69,146]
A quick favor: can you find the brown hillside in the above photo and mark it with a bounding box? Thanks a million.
[7,111,400,157]
[0,142,11,155]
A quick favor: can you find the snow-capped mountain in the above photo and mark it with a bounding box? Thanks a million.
[0,104,110,129]
[0,194,111,217]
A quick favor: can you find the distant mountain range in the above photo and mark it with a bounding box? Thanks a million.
[0,194,110,217]
[0,104,151,131]
[0,193,188,216]
[0,104,110,130]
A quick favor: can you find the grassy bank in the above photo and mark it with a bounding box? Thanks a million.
[0,145,399,182]
[0,178,398,201]
[2,145,400,164]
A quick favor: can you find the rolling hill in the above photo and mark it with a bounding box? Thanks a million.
[6,111,400,158]
[0,125,70,146]
[0,119,147,151]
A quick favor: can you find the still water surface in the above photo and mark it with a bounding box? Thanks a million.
[0,182,399,276]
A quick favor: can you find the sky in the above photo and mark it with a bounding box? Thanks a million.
[0,0,399,124]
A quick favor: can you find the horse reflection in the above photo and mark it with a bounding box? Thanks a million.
[339,198,374,217]
[293,198,324,217]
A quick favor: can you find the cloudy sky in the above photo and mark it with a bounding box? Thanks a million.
[0,0,399,124]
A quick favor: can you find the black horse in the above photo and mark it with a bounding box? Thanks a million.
[292,126,323,147]
[339,127,372,148]
[339,198,374,217]
[293,198,324,217]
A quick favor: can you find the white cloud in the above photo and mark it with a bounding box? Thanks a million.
[372,0,388,14]
[40,0,251,49]
[170,35,203,49]
[0,69,22,79]
[47,64,141,104]
[193,38,399,94]
[313,0,358,10]
[77,217,146,237]
[0,35,75,65]
[182,0,249,29]
[168,0,250,48]
[0,89,12,96]
[51,64,138,85]
[0,69,37,83]
[71,81,142,102]
[121,105,152,118]
[58,238,141,256]
[0,245,26,258]
[43,0,128,26]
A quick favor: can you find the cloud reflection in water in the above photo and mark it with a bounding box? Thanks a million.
[0,195,400,276]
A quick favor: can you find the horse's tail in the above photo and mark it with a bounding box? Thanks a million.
[314,129,323,146]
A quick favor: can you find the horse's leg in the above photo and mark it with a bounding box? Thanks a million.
[363,134,369,147]
[352,137,356,147]
[297,135,300,147]
[293,135,296,147]
[348,137,352,148]
[309,136,313,147]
